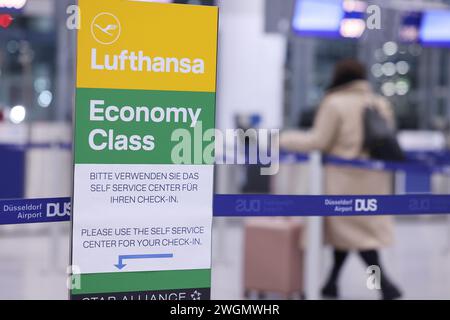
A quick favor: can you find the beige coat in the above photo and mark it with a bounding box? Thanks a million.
[281,80,394,250]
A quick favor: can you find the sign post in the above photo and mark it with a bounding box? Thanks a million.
[70,0,218,300]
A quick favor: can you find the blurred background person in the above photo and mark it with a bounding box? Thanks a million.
[280,59,402,300]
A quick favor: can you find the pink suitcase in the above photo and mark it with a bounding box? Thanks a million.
[243,218,304,299]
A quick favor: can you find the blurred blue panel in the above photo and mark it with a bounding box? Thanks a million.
[0,145,24,199]
[405,172,431,194]
[292,0,344,38]
[420,10,450,47]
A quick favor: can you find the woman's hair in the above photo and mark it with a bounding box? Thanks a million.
[328,59,367,91]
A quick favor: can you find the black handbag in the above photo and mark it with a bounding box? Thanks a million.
[363,105,405,161]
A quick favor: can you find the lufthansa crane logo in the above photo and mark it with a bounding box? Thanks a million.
[91,12,121,45]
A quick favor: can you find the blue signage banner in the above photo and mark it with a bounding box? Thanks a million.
[213,194,450,217]
[0,197,71,225]
[1,194,450,225]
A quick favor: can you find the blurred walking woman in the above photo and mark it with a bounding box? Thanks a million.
[280,59,402,300]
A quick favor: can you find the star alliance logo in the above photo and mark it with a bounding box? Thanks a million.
[190,290,202,300]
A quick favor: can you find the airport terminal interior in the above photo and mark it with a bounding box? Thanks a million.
[1,0,450,300]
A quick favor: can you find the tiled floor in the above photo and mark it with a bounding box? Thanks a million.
[211,217,450,300]
[0,217,449,299]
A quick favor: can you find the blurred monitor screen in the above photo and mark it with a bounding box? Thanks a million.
[292,0,344,38]
[419,10,450,47]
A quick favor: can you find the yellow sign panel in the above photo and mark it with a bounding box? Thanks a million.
[77,0,218,93]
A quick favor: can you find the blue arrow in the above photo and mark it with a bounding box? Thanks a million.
[114,253,174,270]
